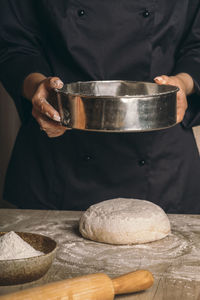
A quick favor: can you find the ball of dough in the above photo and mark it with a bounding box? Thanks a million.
[79,198,171,245]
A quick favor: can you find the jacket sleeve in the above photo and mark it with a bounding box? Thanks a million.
[172,2,200,127]
[0,0,52,122]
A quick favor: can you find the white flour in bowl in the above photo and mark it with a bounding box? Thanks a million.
[0,231,44,260]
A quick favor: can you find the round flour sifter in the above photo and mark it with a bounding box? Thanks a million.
[50,80,179,132]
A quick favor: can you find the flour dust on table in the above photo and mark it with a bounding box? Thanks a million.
[1,210,200,284]
[79,198,171,245]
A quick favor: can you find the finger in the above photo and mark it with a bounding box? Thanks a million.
[45,77,64,91]
[33,109,64,131]
[177,91,188,109]
[42,124,67,138]
[32,108,67,137]
[177,108,185,123]
[32,96,61,122]
[176,93,188,123]
[41,126,67,138]
[177,100,185,123]
[46,129,67,138]
[154,75,170,85]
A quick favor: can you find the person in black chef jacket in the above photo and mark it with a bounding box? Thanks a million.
[0,0,200,213]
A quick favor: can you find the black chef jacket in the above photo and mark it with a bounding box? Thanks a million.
[0,0,200,213]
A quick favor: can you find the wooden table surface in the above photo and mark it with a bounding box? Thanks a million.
[0,209,200,299]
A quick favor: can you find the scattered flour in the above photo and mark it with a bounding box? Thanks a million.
[0,231,44,260]
[5,212,200,282]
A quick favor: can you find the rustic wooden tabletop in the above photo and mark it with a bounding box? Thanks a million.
[0,209,200,299]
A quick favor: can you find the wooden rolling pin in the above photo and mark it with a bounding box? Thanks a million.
[0,270,153,300]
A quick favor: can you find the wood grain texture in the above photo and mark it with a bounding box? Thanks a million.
[112,270,154,295]
[0,273,114,300]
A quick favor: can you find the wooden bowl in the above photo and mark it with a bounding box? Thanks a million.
[0,232,57,286]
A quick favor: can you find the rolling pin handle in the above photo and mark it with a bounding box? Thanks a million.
[112,270,154,295]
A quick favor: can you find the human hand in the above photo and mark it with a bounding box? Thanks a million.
[154,73,194,123]
[24,74,67,137]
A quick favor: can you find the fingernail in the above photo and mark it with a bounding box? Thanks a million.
[52,80,64,88]
[154,76,162,82]
[154,77,166,84]
[39,97,46,103]
[45,112,51,118]
[53,114,61,122]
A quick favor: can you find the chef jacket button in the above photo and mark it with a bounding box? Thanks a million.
[78,9,85,17]
[83,155,93,161]
[139,159,146,166]
[142,9,150,18]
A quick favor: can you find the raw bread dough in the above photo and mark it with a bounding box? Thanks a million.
[79,198,171,245]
